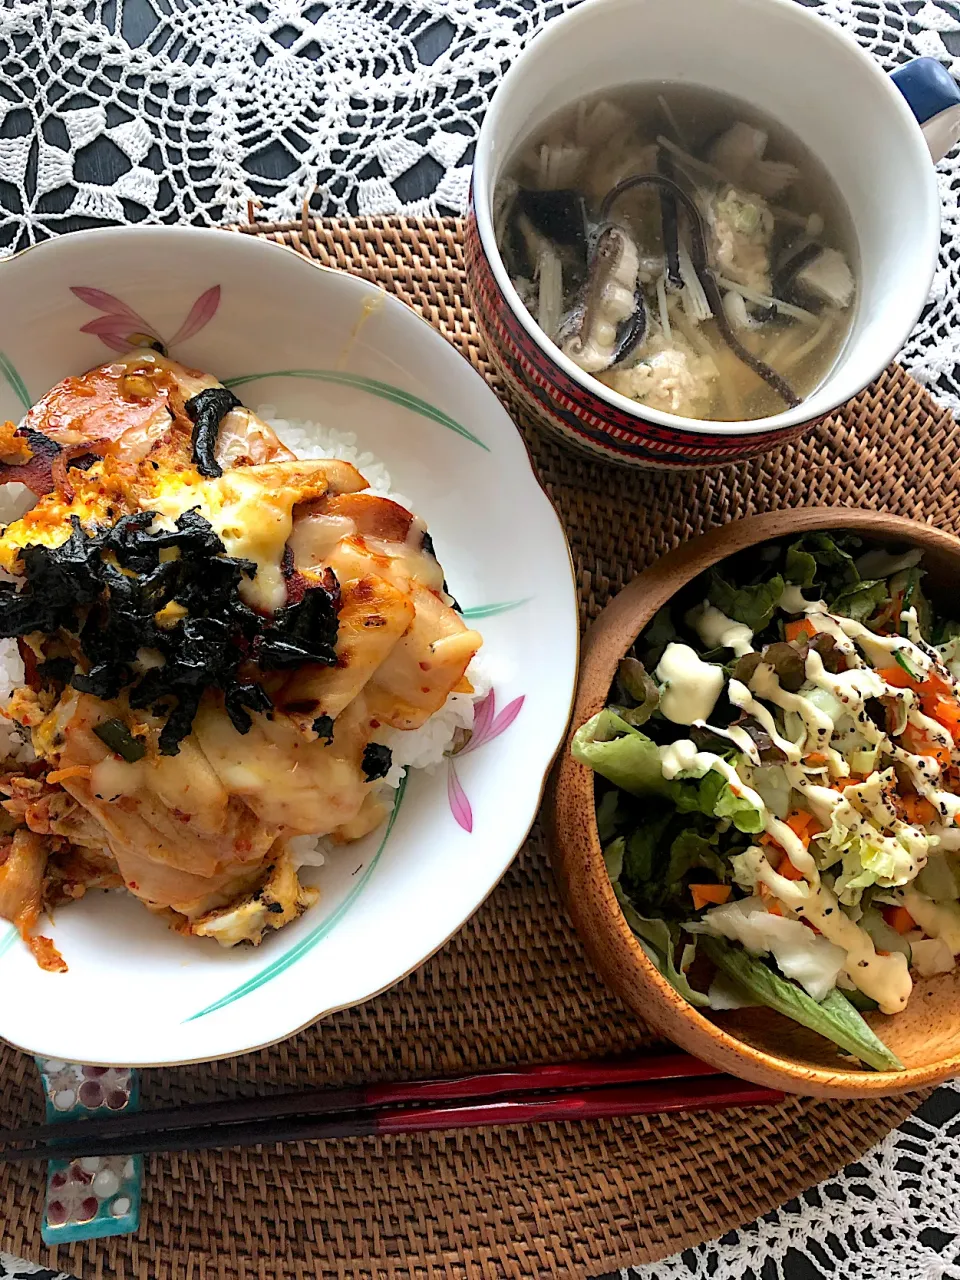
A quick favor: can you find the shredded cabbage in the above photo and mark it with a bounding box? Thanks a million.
[688,895,845,1001]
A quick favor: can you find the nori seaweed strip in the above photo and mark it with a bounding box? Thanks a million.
[0,507,346,754]
[184,387,243,478]
[158,689,203,756]
[224,682,274,734]
[313,714,335,744]
[420,530,461,611]
[362,742,392,781]
[599,174,801,408]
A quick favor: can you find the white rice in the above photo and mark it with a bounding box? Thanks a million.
[0,412,486,861]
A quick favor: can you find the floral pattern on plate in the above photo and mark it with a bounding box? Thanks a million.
[73,285,220,353]
[447,688,525,833]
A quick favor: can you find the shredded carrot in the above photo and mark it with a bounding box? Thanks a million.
[876,664,920,690]
[45,765,93,785]
[757,883,784,916]
[804,752,829,766]
[878,665,953,698]
[777,856,806,882]
[785,810,823,843]
[923,694,960,737]
[881,905,916,935]
[785,619,817,644]
[826,776,864,792]
[690,884,732,910]
[901,793,937,827]
[902,723,952,768]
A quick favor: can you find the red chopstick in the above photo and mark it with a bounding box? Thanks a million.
[0,1049,722,1146]
[0,1052,783,1163]
[0,1075,782,1162]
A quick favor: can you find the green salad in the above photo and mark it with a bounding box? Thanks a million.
[574,532,960,1071]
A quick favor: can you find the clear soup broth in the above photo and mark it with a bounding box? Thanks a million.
[494,82,859,422]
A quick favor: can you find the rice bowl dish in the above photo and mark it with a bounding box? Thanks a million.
[0,224,579,1066]
[0,350,487,968]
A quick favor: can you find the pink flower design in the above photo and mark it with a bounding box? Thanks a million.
[72,285,221,354]
[446,688,525,833]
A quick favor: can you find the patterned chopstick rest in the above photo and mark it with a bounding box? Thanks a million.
[35,1059,143,1244]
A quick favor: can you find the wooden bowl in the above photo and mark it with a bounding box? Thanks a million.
[548,507,960,1098]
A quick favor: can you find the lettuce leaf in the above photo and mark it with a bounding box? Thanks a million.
[699,935,903,1071]
[707,569,784,631]
[596,789,621,844]
[673,768,764,833]
[830,579,888,623]
[571,711,669,797]
[785,543,818,588]
[785,533,890,623]
[785,532,861,592]
[575,713,763,838]
[666,830,727,886]
[615,889,711,1007]
[622,812,674,886]
[638,605,677,669]
[713,783,766,833]
[613,656,660,726]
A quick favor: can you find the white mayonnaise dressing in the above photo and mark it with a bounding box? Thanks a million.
[728,678,803,762]
[803,649,886,706]
[693,720,761,765]
[686,602,754,657]
[751,858,912,1012]
[837,614,934,677]
[902,888,960,953]
[654,643,724,725]
[778,584,815,614]
[749,662,834,751]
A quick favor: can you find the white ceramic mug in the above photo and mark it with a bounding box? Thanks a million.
[465,0,960,468]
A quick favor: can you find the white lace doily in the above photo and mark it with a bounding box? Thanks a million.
[632,1083,960,1280]
[1,3,960,1278]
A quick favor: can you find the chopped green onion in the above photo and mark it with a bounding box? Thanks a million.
[94,718,146,763]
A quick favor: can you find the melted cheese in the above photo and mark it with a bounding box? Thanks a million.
[147,460,366,612]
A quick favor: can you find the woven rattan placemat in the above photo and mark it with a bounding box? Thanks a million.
[1,215,954,1280]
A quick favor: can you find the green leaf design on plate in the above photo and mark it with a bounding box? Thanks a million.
[222,370,489,451]
[461,598,531,621]
[0,925,17,963]
[185,773,408,1021]
[0,350,30,411]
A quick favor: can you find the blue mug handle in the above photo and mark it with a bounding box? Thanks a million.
[891,56,960,162]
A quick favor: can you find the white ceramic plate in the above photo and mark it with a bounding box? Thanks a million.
[0,227,578,1065]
